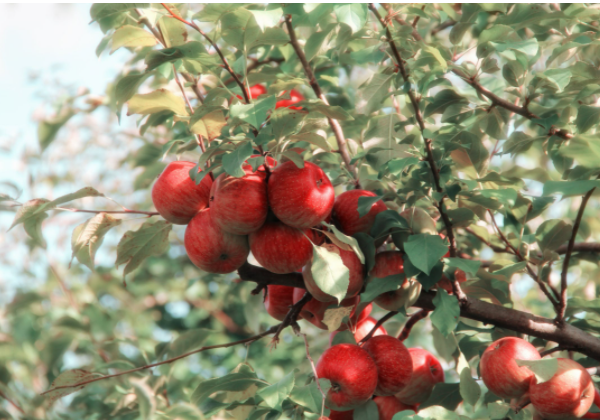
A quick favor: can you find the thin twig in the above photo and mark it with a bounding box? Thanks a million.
[0,389,25,414]
[539,346,572,357]
[557,187,596,322]
[271,291,312,345]
[54,207,159,216]
[358,311,398,345]
[172,64,206,153]
[283,14,359,185]
[299,333,326,417]
[398,309,430,341]
[380,4,423,41]
[41,325,280,396]
[432,19,456,36]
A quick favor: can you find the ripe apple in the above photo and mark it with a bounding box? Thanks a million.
[370,251,410,311]
[480,337,541,399]
[395,348,444,405]
[293,288,359,331]
[327,409,354,420]
[530,358,594,420]
[362,335,413,396]
[303,243,364,302]
[357,303,373,323]
[316,343,378,411]
[332,189,387,236]
[209,171,268,235]
[235,84,267,102]
[276,88,304,109]
[263,285,295,321]
[268,161,335,229]
[374,396,416,420]
[354,316,388,343]
[184,208,249,273]
[249,221,313,274]
[151,161,212,225]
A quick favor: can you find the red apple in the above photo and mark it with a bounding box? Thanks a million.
[316,343,378,411]
[268,161,335,229]
[275,88,304,109]
[263,285,295,321]
[370,251,410,312]
[151,161,212,225]
[293,288,359,331]
[530,358,594,420]
[480,337,541,399]
[327,409,354,420]
[437,269,467,294]
[362,335,413,396]
[209,171,268,235]
[242,154,277,175]
[374,396,416,420]
[333,190,387,236]
[303,243,364,302]
[396,348,444,405]
[235,84,267,102]
[354,316,388,343]
[184,208,249,273]
[357,303,373,323]
[250,221,313,274]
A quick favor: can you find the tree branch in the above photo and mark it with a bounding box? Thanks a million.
[54,207,159,216]
[172,64,206,153]
[283,14,359,185]
[358,311,398,345]
[0,389,24,414]
[557,187,596,321]
[272,291,312,345]
[398,309,430,341]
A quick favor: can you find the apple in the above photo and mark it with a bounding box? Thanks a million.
[293,288,359,331]
[268,161,335,229]
[370,251,410,312]
[437,269,467,294]
[242,154,277,175]
[316,343,378,411]
[235,84,267,102]
[276,88,304,109]
[327,409,354,420]
[354,316,388,343]
[357,303,373,323]
[530,358,594,420]
[303,243,364,302]
[250,221,313,274]
[374,396,416,420]
[332,189,387,236]
[209,171,268,235]
[362,335,413,396]
[263,285,295,321]
[184,208,249,273]
[395,348,444,405]
[151,161,212,225]
[480,337,541,399]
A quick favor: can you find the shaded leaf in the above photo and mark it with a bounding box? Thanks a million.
[431,289,460,336]
[44,369,100,406]
[404,234,449,275]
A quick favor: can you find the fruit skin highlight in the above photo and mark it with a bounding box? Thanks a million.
[332,189,387,236]
[263,285,295,321]
[395,348,444,405]
[250,222,313,274]
[362,335,413,396]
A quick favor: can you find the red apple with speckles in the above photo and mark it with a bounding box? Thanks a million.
[151,161,213,225]
[303,243,364,302]
[184,208,249,273]
[276,88,304,109]
[293,288,359,331]
[316,344,378,411]
[250,222,313,274]
[530,358,594,420]
[333,189,387,236]
[263,285,295,321]
[370,251,411,311]
[268,161,335,229]
[396,348,444,405]
[209,171,268,235]
[362,335,413,396]
[374,396,416,420]
[480,337,540,399]
[329,315,387,346]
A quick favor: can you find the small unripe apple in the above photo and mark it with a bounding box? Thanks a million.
[396,348,444,405]
[332,189,387,236]
[184,208,249,273]
[263,285,295,321]
[373,396,416,420]
[316,343,378,411]
[480,337,540,399]
[275,88,304,109]
[370,251,410,311]
[303,243,364,302]
[530,358,594,420]
[268,161,335,229]
[293,288,359,331]
[151,161,212,225]
[250,221,313,274]
[209,171,268,235]
[362,335,413,396]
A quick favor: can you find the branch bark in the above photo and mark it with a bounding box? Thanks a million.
[398,309,430,341]
[358,311,398,345]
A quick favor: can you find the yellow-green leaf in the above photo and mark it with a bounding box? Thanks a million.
[127,89,189,116]
[111,25,156,52]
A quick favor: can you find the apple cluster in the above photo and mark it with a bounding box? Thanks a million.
[481,337,599,419]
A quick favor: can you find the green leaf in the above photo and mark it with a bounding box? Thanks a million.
[222,141,254,178]
[270,108,307,140]
[353,400,378,420]
[257,371,295,409]
[357,195,384,218]
[431,289,460,336]
[289,379,330,414]
[353,232,376,273]
[145,42,209,71]
[334,4,367,32]
[111,25,156,52]
[360,74,393,114]
[425,89,467,118]
[132,380,156,420]
[419,383,462,411]
[290,132,332,152]
[38,111,75,151]
[515,358,558,383]
[331,330,357,346]
[43,369,101,406]
[575,105,600,133]
[115,219,172,280]
[157,14,187,47]
[404,234,449,275]
[386,157,420,176]
[190,107,226,141]
[360,274,405,302]
[560,135,600,169]
[230,95,276,129]
[192,372,268,405]
[251,8,283,31]
[221,9,261,50]
[310,244,350,304]
[459,368,481,407]
[321,222,365,264]
[536,220,573,252]
[304,26,335,62]
[168,329,212,358]
[309,103,354,121]
[90,4,148,21]
[9,199,50,248]
[127,89,188,116]
[490,261,527,280]
[543,180,600,197]
[444,258,481,276]
[370,210,409,239]
[115,72,151,108]
[70,213,122,270]
[282,150,305,169]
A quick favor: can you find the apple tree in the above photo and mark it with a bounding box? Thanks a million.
[3,3,600,420]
